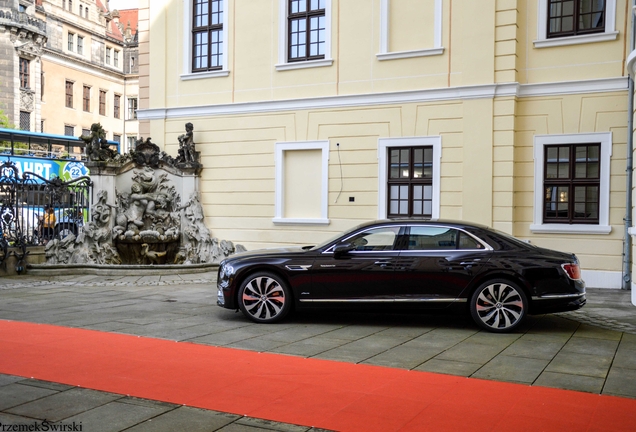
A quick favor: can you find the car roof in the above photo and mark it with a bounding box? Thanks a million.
[358,219,492,230]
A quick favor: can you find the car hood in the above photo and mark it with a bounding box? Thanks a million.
[226,246,310,262]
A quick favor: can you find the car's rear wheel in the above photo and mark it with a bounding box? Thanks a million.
[470,279,527,333]
[238,272,291,323]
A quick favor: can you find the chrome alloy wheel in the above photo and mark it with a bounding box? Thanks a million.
[239,273,290,323]
[471,281,527,332]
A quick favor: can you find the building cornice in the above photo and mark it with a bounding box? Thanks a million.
[43,49,127,82]
[138,77,629,121]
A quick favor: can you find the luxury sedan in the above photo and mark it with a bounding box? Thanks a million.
[217,220,586,332]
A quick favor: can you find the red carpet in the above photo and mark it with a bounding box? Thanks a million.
[0,320,635,431]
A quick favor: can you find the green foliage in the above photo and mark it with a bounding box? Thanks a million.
[0,107,14,129]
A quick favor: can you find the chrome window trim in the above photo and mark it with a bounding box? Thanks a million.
[322,224,405,254]
[322,223,494,254]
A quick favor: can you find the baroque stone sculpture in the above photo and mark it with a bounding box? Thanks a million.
[80,123,119,162]
[46,123,245,266]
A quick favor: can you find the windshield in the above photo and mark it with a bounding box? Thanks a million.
[310,222,371,251]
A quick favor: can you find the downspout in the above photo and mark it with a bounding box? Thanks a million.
[623,3,636,290]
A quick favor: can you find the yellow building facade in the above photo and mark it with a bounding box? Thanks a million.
[138,0,633,292]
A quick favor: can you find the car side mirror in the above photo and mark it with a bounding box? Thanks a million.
[333,243,354,257]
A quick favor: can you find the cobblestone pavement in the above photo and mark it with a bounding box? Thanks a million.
[0,272,635,431]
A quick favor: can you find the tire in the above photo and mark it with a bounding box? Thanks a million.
[470,279,528,333]
[238,272,291,323]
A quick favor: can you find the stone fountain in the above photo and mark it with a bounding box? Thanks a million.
[43,123,245,266]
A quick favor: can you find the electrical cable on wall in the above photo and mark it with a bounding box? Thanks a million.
[335,143,343,203]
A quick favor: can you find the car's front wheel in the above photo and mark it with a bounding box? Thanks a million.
[238,272,291,323]
[470,279,527,333]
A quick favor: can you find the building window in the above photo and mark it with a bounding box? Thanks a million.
[287,0,325,62]
[128,97,138,119]
[114,50,119,67]
[547,0,605,38]
[532,133,612,234]
[543,144,600,224]
[274,141,330,225]
[65,81,74,108]
[19,58,29,89]
[40,72,44,98]
[79,5,83,16]
[378,137,442,220]
[192,0,224,72]
[113,134,121,144]
[105,47,111,64]
[386,147,434,218]
[85,5,89,18]
[19,111,30,131]
[64,125,74,136]
[99,90,106,116]
[69,0,73,12]
[114,94,120,119]
[276,0,332,70]
[536,0,617,47]
[82,128,90,137]
[63,0,66,10]
[77,36,84,54]
[68,32,74,51]
[127,136,137,152]
[83,86,90,112]
[41,120,45,133]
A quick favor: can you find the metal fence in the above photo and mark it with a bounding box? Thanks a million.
[0,160,92,249]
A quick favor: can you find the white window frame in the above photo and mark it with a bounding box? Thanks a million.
[273,140,330,225]
[377,0,444,61]
[531,132,612,234]
[534,0,618,48]
[378,136,442,220]
[276,0,333,71]
[181,0,230,80]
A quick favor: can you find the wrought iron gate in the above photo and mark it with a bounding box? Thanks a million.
[0,160,93,249]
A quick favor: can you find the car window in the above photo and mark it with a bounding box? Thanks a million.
[405,226,484,251]
[458,232,484,249]
[346,226,401,252]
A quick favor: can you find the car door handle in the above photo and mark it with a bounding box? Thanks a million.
[374,260,391,267]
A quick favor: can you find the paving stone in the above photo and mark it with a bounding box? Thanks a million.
[434,341,505,364]
[0,383,59,411]
[544,351,612,379]
[123,406,240,432]
[235,416,315,431]
[269,337,351,357]
[0,375,24,388]
[534,371,604,394]
[61,400,174,432]
[414,359,482,376]
[6,387,121,422]
[471,355,549,384]
[362,345,443,369]
[573,324,623,341]
[603,366,636,398]
[18,379,74,392]
[561,337,619,356]
[499,336,563,360]
[613,346,636,369]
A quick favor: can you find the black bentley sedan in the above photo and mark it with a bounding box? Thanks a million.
[217,220,586,332]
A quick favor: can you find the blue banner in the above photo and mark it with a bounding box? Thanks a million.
[0,156,89,183]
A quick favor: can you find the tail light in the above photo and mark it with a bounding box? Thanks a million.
[561,263,582,280]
